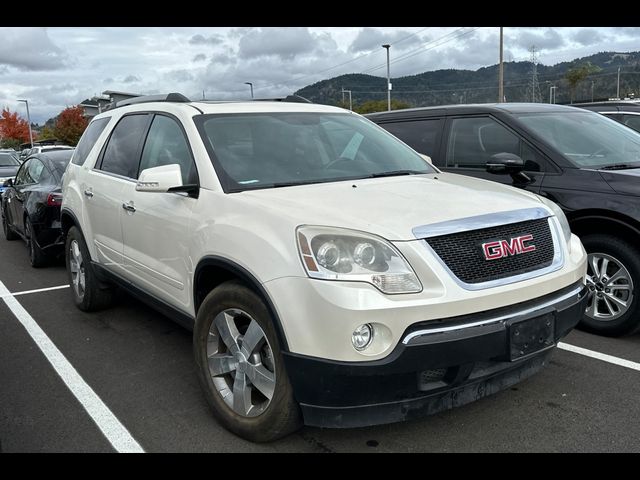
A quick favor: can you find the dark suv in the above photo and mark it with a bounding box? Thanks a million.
[572,100,640,133]
[368,103,640,336]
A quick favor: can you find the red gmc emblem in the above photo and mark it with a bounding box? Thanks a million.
[482,234,536,260]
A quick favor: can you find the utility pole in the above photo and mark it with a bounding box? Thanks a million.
[382,44,391,111]
[591,81,595,102]
[498,27,504,103]
[617,67,621,99]
[17,99,33,148]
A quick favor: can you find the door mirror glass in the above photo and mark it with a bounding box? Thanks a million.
[3,178,13,187]
[136,164,183,193]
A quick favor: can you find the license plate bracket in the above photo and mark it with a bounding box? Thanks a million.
[508,312,555,361]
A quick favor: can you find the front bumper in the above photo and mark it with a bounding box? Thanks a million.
[283,280,587,428]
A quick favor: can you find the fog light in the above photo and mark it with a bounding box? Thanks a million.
[352,324,373,351]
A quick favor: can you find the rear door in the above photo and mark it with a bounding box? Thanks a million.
[83,113,151,272]
[438,115,551,193]
[5,159,31,232]
[12,158,46,234]
[377,117,445,163]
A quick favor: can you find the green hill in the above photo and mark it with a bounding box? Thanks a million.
[295,51,640,110]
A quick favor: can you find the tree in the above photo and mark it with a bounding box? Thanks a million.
[54,105,88,146]
[353,99,411,114]
[565,62,602,103]
[39,125,56,141]
[0,108,31,148]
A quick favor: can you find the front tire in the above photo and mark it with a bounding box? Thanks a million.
[579,234,640,336]
[65,226,114,312]
[193,280,302,442]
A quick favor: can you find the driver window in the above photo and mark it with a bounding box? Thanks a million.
[139,115,197,185]
[14,160,31,185]
[446,117,545,172]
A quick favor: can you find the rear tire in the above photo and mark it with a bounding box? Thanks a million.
[65,226,114,311]
[25,217,47,268]
[193,280,302,442]
[2,208,17,241]
[578,234,640,336]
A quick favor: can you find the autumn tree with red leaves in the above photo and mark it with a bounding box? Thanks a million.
[0,108,31,148]
[54,105,88,146]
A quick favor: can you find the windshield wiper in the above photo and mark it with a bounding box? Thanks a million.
[367,170,427,178]
[599,163,640,170]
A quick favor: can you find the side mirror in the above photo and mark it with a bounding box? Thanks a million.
[419,153,433,165]
[3,178,13,188]
[486,152,524,174]
[136,164,183,193]
[486,153,532,184]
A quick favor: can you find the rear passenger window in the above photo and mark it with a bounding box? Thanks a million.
[379,119,443,158]
[72,117,111,166]
[139,115,197,184]
[99,114,149,178]
[622,115,640,133]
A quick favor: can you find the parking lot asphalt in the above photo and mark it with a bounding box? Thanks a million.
[1,235,640,452]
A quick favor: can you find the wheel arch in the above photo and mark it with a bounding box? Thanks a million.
[194,256,289,352]
[568,209,640,245]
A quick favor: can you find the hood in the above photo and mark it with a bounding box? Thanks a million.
[0,166,19,178]
[237,173,547,241]
[599,169,640,196]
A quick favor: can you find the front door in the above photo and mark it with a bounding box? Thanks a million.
[120,113,199,312]
[438,115,548,194]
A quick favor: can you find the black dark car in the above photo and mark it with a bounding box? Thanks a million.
[572,100,640,133]
[0,151,21,195]
[1,150,74,267]
[368,103,640,336]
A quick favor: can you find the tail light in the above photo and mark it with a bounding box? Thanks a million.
[47,192,63,206]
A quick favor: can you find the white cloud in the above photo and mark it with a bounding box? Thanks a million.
[0,28,70,71]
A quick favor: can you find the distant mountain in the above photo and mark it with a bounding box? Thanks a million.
[295,51,640,109]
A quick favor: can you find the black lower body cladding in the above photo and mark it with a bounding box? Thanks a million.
[283,281,588,428]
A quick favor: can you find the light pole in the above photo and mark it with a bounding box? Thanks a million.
[617,67,621,99]
[591,80,595,102]
[382,44,391,111]
[549,85,557,104]
[341,87,353,111]
[17,99,33,148]
[498,27,504,103]
[244,82,254,99]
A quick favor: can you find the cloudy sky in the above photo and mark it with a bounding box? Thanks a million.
[1,26,639,123]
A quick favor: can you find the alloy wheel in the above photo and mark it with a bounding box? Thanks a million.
[69,239,86,300]
[585,252,634,321]
[206,308,276,417]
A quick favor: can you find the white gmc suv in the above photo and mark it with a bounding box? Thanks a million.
[61,94,588,442]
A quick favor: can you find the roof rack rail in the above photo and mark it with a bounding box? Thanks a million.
[108,92,191,110]
[253,94,313,104]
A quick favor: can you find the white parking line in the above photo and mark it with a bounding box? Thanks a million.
[0,284,70,299]
[0,280,144,453]
[558,342,640,372]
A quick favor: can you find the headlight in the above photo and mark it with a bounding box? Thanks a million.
[538,196,571,244]
[296,225,422,294]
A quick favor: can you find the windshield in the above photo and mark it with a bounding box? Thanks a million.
[515,111,640,168]
[195,112,435,192]
[0,153,19,167]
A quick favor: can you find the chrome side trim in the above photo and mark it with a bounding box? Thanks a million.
[412,207,551,239]
[402,284,585,345]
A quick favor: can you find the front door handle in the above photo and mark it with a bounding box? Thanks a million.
[122,202,136,213]
[84,189,94,198]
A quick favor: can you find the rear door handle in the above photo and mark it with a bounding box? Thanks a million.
[122,202,136,213]
[84,189,94,198]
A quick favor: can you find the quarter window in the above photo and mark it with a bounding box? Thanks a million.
[139,115,197,184]
[72,117,111,166]
[99,114,149,178]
